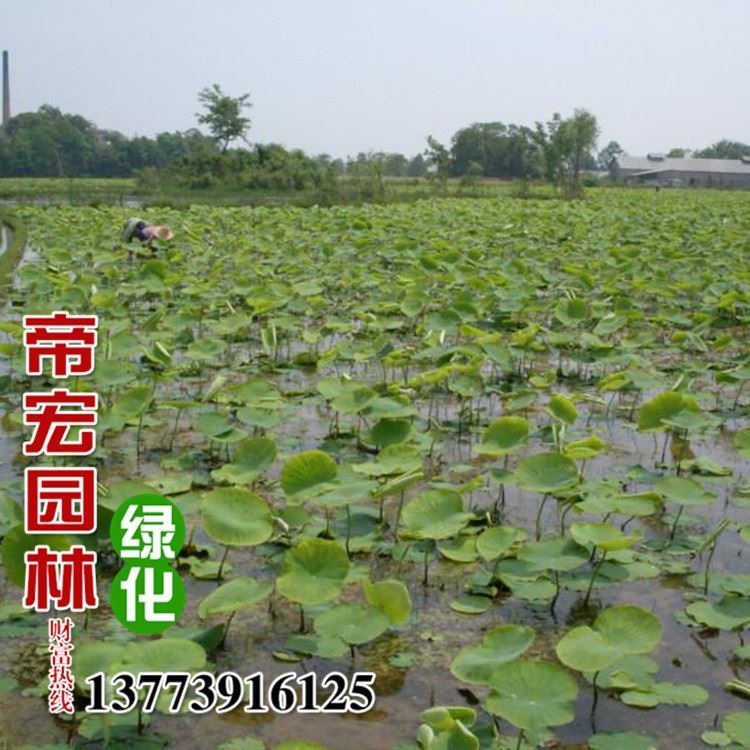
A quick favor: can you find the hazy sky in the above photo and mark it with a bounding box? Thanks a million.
[4,1,749,158]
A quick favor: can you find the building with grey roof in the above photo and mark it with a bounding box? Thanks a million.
[610,154,750,188]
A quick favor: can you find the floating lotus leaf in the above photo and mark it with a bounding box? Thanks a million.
[723,712,750,747]
[200,488,273,546]
[620,681,708,708]
[401,489,473,540]
[588,733,660,750]
[314,604,389,645]
[276,539,350,605]
[281,449,338,496]
[513,452,578,493]
[484,659,578,732]
[686,597,750,631]
[475,416,530,456]
[451,625,535,685]
[198,576,273,618]
[449,594,492,614]
[115,638,206,674]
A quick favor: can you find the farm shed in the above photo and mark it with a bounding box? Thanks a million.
[610,153,750,188]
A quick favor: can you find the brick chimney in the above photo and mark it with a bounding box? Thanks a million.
[2,51,9,125]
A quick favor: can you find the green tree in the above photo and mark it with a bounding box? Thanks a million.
[597,140,624,169]
[407,153,427,177]
[533,109,599,197]
[197,84,252,153]
[667,147,689,158]
[424,135,450,188]
[694,139,750,159]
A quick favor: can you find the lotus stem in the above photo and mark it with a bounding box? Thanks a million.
[661,430,674,465]
[220,611,236,648]
[591,670,600,717]
[217,545,230,580]
[535,494,549,541]
[345,505,352,558]
[583,549,607,607]
[394,491,405,542]
[703,540,717,595]
[169,408,182,451]
[423,545,431,587]
[299,605,306,633]
[669,505,684,542]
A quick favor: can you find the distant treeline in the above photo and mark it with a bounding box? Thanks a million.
[1,104,748,190]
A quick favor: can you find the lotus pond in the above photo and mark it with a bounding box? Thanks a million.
[2,189,750,749]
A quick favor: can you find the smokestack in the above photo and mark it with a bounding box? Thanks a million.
[2,51,9,125]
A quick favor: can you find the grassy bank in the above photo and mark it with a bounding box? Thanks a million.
[0,176,549,208]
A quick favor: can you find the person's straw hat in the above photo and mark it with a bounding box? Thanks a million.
[153,226,174,241]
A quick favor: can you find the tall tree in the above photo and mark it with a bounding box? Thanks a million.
[597,140,624,169]
[533,109,599,197]
[196,84,252,153]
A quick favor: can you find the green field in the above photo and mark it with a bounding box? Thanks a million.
[2,188,750,749]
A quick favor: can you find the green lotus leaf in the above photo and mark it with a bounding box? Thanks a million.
[588,733,660,750]
[401,489,473,540]
[653,475,714,506]
[449,594,492,614]
[115,638,206,674]
[594,604,663,654]
[216,738,266,750]
[556,626,620,673]
[513,452,579,493]
[370,418,412,448]
[276,539,350,605]
[636,391,700,432]
[570,522,642,551]
[281,450,338,496]
[518,536,589,572]
[200,488,273,546]
[547,394,578,425]
[420,706,477,730]
[198,576,273,618]
[556,605,661,673]
[363,579,412,625]
[564,435,608,460]
[73,641,127,687]
[723,712,750,746]
[314,604,389,645]
[734,429,750,459]
[451,625,535,685]
[484,659,578,732]
[475,416,530,456]
[1,525,72,587]
[620,681,708,708]
[476,525,526,561]
[686,597,750,631]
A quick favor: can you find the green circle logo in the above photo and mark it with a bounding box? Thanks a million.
[110,563,185,634]
[109,493,185,564]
